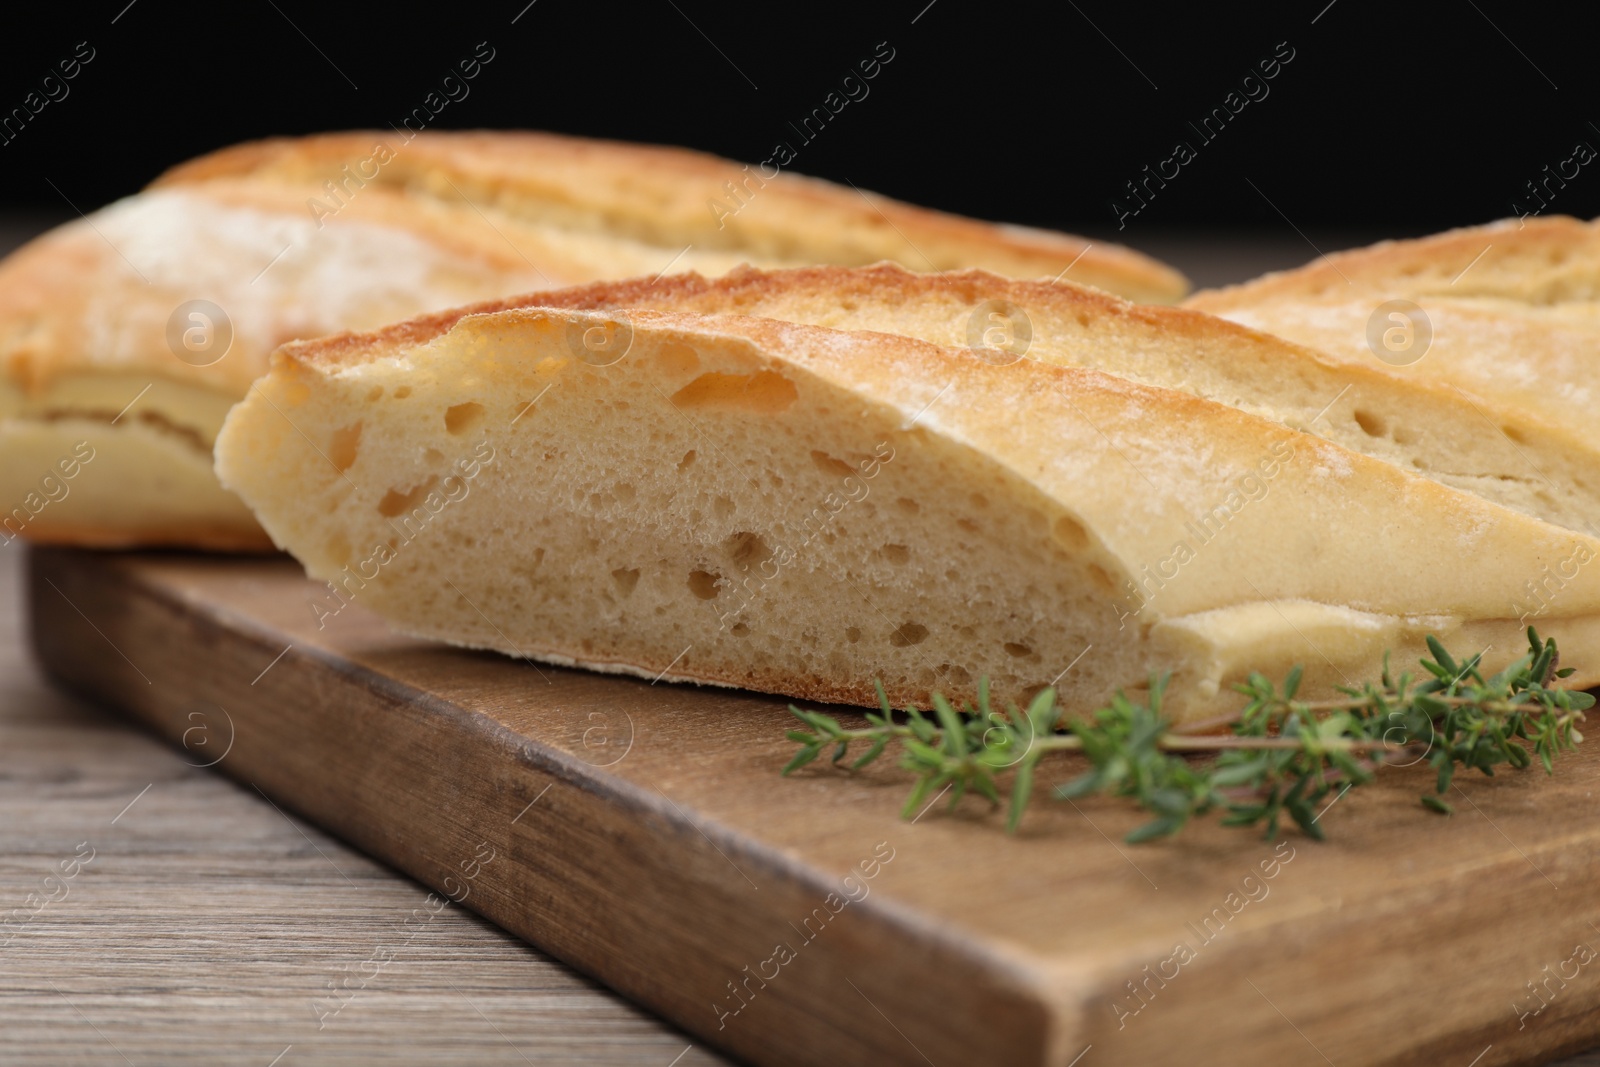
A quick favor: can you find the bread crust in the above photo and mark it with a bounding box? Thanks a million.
[1182,218,1600,538]
[1187,215,1600,307]
[153,130,1189,304]
[266,262,1227,370]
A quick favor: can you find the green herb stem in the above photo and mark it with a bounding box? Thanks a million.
[780,628,1592,842]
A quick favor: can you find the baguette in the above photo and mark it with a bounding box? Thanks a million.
[213,275,1600,720]
[0,131,1184,550]
[1185,216,1600,535]
[154,131,1188,303]
[491,263,1600,535]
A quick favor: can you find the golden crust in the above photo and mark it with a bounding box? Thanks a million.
[152,130,1189,303]
[1187,215,1600,308]
[1182,217,1600,489]
[0,183,560,400]
[274,263,1174,369]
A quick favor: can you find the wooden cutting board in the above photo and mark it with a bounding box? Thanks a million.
[26,545,1600,1067]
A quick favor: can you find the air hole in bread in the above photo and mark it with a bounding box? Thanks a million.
[1004,642,1033,658]
[890,622,930,647]
[1352,409,1386,438]
[882,544,910,565]
[687,569,721,599]
[971,493,989,509]
[1502,425,1527,444]
[1391,425,1416,446]
[615,483,637,503]
[377,477,439,517]
[730,622,751,637]
[611,567,640,597]
[896,497,920,515]
[1087,564,1117,595]
[714,495,736,520]
[846,627,861,643]
[513,549,546,586]
[810,451,855,478]
[724,530,772,570]
[957,518,979,533]
[365,386,384,402]
[445,402,486,435]
[1052,515,1090,551]
[394,386,412,399]
[328,422,362,472]
[671,370,799,414]
[678,450,697,470]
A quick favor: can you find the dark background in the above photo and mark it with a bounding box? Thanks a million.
[1,0,1597,247]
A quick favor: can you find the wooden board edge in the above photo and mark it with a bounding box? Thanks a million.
[25,546,1088,1067]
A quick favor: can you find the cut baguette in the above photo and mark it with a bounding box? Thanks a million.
[1185,215,1600,537]
[214,286,1600,720]
[481,263,1600,536]
[2,130,1183,551]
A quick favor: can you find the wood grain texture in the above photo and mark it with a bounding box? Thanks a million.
[23,545,1600,1067]
[0,545,725,1066]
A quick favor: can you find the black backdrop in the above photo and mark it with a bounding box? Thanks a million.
[2,1,1598,239]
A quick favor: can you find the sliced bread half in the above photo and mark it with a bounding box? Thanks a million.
[495,263,1600,537]
[214,288,1600,720]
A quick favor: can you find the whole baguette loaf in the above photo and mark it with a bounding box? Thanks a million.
[0,130,1183,550]
[1185,216,1600,536]
[213,276,1600,720]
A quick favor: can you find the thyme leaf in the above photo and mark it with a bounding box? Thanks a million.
[780,627,1591,842]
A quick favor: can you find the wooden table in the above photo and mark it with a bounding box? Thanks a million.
[3,222,1598,1066]
[0,545,731,1065]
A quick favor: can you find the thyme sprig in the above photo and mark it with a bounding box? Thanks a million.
[782,628,1591,842]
